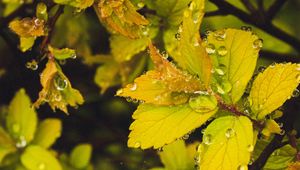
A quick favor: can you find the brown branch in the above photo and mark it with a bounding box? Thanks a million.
[208,0,300,53]
[204,10,227,17]
[267,0,287,20]
[260,50,300,63]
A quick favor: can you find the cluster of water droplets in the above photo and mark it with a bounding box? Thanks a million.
[26,59,38,70]
[20,17,44,33]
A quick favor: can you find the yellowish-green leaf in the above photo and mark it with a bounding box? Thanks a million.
[21,145,62,170]
[199,116,254,170]
[158,140,194,170]
[0,127,16,163]
[165,0,212,87]
[96,0,149,38]
[6,88,37,143]
[20,37,35,52]
[94,61,120,94]
[249,63,300,119]
[128,103,217,149]
[9,17,45,37]
[117,44,203,105]
[110,35,149,62]
[70,144,92,169]
[32,118,62,148]
[261,119,282,137]
[147,0,191,26]
[206,29,260,103]
[34,60,84,113]
[36,2,48,21]
[48,45,76,60]
[54,0,94,10]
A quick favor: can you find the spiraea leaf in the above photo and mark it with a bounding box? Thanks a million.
[206,29,260,103]
[198,116,254,170]
[54,0,94,10]
[249,63,300,119]
[164,0,212,87]
[48,45,76,60]
[34,60,84,113]
[9,17,45,37]
[127,103,217,149]
[158,140,194,170]
[96,0,149,38]
[0,127,16,163]
[117,43,203,105]
[261,119,282,137]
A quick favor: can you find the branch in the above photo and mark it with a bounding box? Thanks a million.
[208,0,300,53]
[240,0,256,13]
[260,50,300,63]
[204,10,227,17]
[267,0,287,20]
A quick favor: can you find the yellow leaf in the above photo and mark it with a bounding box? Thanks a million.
[206,29,260,103]
[158,140,194,170]
[198,116,254,170]
[261,119,282,137]
[34,60,84,113]
[117,44,203,105]
[165,0,212,87]
[9,17,45,37]
[0,127,16,163]
[127,103,217,149]
[96,0,149,38]
[249,63,300,119]
[6,89,37,143]
[20,37,36,52]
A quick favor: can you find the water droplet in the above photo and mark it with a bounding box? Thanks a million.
[34,18,43,26]
[38,163,46,170]
[16,136,27,148]
[203,134,212,145]
[141,26,149,36]
[258,66,266,72]
[183,10,190,17]
[192,11,201,24]
[21,17,33,29]
[280,129,285,135]
[225,128,235,138]
[241,26,252,31]
[137,2,144,8]
[134,141,141,148]
[53,74,68,91]
[216,81,232,94]
[247,144,254,152]
[253,39,263,49]
[193,38,200,46]
[188,94,218,113]
[157,147,163,152]
[130,83,137,91]
[189,1,196,10]
[182,134,189,140]
[213,29,226,40]
[206,44,216,54]
[175,33,181,40]
[26,60,38,70]
[292,89,300,97]
[71,53,77,59]
[161,51,169,59]
[205,30,211,36]
[278,122,283,128]
[217,46,227,56]
[238,164,248,170]
[12,123,20,133]
[54,93,62,101]
[116,89,123,96]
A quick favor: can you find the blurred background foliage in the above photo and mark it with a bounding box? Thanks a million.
[0,0,300,169]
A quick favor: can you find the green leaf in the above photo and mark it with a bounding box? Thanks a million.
[198,116,254,169]
[36,2,48,21]
[0,127,16,163]
[110,35,149,62]
[94,61,120,94]
[54,0,94,10]
[128,103,217,149]
[158,140,194,170]
[70,144,92,169]
[20,37,35,52]
[165,0,212,87]
[206,28,260,103]
[32,118,62,148]
[6,88,37,144]
[249,63,300,119]
[146,0,191,26]
[48,45,76,60]
[21,145,62,170]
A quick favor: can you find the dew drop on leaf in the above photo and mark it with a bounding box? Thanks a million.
[137,2,144,8]
[26,60,38,71]
[53,74,68,91]
[205,44,216,54]
[279,129,285,135]
[34,18,43,26]
[134,141,141,148]
[292,89,300,97]
[130,83,137,91]
[238,164,248,170]
[253,39,263,49]
[116,89,123,95]
[241,26,252,32]
[203,134,212,145]
[225,128,235,138]
[258,66,266,72]
[175,33,181,40]
[217,46,227,56]
[12,123,21,134]
[188,94,217,113]
[247,144,254,152]
[183,10,190,17]
[38,162,46,170]
[213,30,226,41]
[16,136,27,148]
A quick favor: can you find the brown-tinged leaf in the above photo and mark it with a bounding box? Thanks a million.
[9,17,45,37]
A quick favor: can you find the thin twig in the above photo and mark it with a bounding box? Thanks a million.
[240,0,256,13]
[204,10,227,17]
[267,0,287,20]
[208,0,300,53]
[260,50,300,63]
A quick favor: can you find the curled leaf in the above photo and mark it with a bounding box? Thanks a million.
[9,17,45,37]
[96,0,149,38]
[34,60,84,113]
